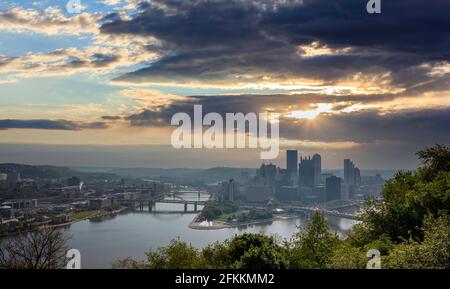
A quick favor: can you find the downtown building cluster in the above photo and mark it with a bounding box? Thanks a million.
[220,150,367,205]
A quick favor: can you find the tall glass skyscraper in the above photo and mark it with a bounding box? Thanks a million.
[344,159,356,186]
[313,154,322,185]
[286,150,298,179]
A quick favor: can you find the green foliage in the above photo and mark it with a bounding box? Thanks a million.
[384,214,450,269]
[328,242,366,269]
[236,209,273,222]
[363,234,394,256]
[416,144,450,180]
[115,233,288,269]
[235,242,288,269]
[289,211,339,268]
[227,233,275,263]
[201,241,231,269]
[131,239,204,269]
[200,202,239,220]
[359,144,450,242]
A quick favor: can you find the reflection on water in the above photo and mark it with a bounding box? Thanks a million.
[65,193,357,268]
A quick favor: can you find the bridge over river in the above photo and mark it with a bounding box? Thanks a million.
[286,206,360,220]
[117,191,210,213]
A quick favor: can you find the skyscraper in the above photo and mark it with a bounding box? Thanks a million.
[286,150,298,180]
[344,159,355,186]
[221,179,239,202]
[326,176,342,201]
[256,163,277,189]
[298,156,315,188]
[344,159,361,191]
[312,154,322,186]
[354,167,361,188]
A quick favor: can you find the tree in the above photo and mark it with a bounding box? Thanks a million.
[0,228,69,269]
[201,241,230,269]
[114,238,204,269]
[289,211,339,268]
[416,144,450,180]
[385,214,450,269]
[358,144,450,242]
[223,233,288,269]
[235,242,288,269]
[328,242,366,269]
[227,233,277,264]
[114,233,289,269]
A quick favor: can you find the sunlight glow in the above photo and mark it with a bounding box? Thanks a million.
[289,103,333,119]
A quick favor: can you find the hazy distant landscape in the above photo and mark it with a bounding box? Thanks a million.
[0,163,398,184]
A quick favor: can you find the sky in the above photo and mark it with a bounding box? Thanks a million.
[0,0,449,169]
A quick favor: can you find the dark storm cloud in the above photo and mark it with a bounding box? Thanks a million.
[125,94,249,127]
[100,0,450,87]
[263,0,450,57]
[280,108,450,144]
[124,92,450,144]
[125,93,324,126]
[125,92,401,127]
[0,119,108,130]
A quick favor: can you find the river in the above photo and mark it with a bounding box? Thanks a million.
[64,192,357,268]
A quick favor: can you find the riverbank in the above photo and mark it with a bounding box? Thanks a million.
[0,207,128,238]
[48,207,128,229]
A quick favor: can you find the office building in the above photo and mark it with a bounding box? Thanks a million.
[2,199,38,210]
[67,176,82,187]
[256,163,277,189]
[354,167,361,188]
[326,176,342,201]
[275,186,298,202]
[0,205,13,220]
[340,183,351,200]
[344,159,355,186]
[312,154,322,185]
[344,159,361,192]
[89,198,112,210]
[242,185,271,203]
[298,186,314,199]
[299,156,315,188]
[221,179,239,202]
[286,150,298,180]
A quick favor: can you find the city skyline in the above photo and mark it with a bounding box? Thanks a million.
[0,142,413,171]
[0,0,449,169]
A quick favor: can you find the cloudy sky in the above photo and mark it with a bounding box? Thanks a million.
[0,0,449,169]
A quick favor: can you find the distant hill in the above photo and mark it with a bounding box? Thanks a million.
[0,163,118,180]
[107,167,202,178]
[0,163,254,183]
[105,166,256,183]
